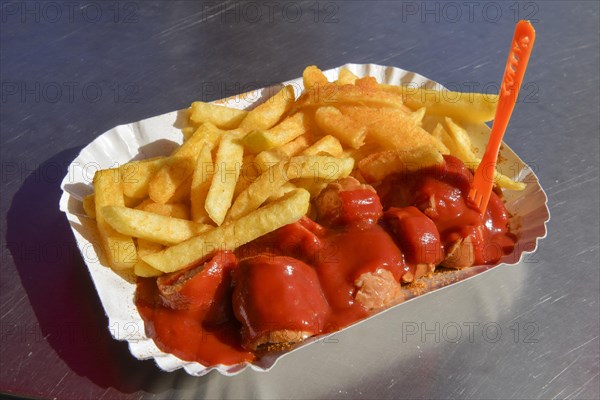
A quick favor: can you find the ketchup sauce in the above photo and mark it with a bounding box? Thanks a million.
[135,155,516,366]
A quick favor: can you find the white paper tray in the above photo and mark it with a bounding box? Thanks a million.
[59,63,550,376]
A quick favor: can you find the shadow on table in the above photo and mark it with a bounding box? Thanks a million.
[5,147,209,395]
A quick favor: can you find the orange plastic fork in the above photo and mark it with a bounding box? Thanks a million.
[469,20,536,214]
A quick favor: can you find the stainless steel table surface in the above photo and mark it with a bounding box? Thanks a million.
[1,1,598,399]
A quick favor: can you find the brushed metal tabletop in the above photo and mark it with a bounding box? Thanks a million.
[1,1,598,399]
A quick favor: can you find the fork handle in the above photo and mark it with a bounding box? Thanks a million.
[481,20,536,163]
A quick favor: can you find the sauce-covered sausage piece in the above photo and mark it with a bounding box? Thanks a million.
[232,255,329,350]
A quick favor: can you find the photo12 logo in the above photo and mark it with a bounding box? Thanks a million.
[199,1,340,24]
[400,1,540,23]
[401,321,540,344]
[1,1,140,24]
[1,81,140,104]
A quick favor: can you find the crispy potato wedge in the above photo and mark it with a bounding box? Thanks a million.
[101,206,212,246]
[143,189,311,273]
[189,102,248,129]
[93,169,137,269]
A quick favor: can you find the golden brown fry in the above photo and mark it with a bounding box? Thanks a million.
[336,67,358,86]
[226,161,289,221]
[190,143,215,223]
[380,84,499,123]
[444,118,525,190]
[242,112,307,153]
[134,239,164,277]
[93,169,137,269]
[314,106,367,149]
[189,102,248,129]
[298,83,407,110]
[239,85,296,131]
[148,123,222,204]
[303,65,329,90]
[205,131,245,225]
[444,117,479,163]
[83,194,96,219]
[358,145,444,182]
[101,206,212,246]
[339,106,449,154]
[254,134,310,172]
[136,199,190,220]
[120,157,166,199]
[302,135,344,157]
[143,189,311,273]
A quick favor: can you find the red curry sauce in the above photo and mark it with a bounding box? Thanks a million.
[135,155,516,366]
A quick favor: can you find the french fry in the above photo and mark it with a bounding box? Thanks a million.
[84,193,143,218]
[411,107,426,126]
[165,175,193,204]
[120,157,166,199]
[339,106,449,154]
[205,131,245,225]
[83,194,96,218]
[136,199,190,220]
[444,117,479,163]
[303,65,329,90]
[226,161,289,221]
[444,117,525,190]
[101,206,212,246]
[380,84,499,123]
[142,189,310,273]
[239,85,296,131]
[336,67,358,86]
[267,182,297,202]
[302,135,344,157]
[133,198,189,277]
[93,169,137,269]
[291,179,328,198]
[134,239,164,277]
[148,123,222,204]
[314,106,367,149]
[254,134,310,172]
[189,102,248,129]
[299,83,407,110]
[358,145,444,182]
[286,155,354,182]
[190,143,215,224]
[181,126,196,140]
[242,112,306,153]
[228,154,353,221]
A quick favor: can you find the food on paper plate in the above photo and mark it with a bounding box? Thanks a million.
[84,65,525,367]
